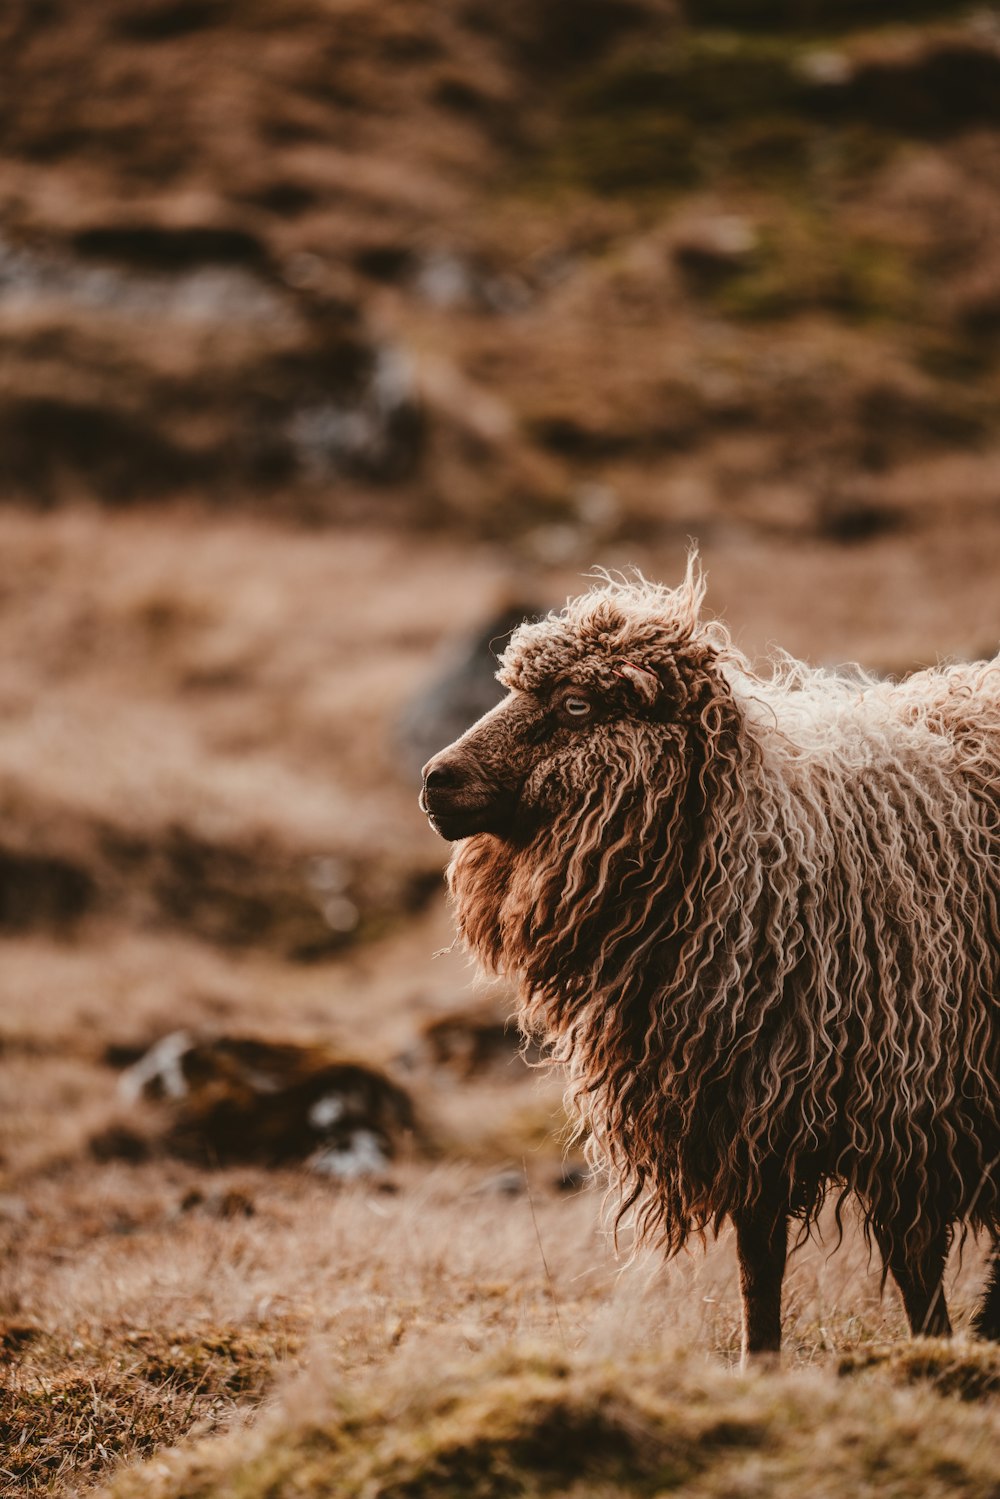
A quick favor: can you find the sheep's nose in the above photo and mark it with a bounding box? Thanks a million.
[422,756,464,793]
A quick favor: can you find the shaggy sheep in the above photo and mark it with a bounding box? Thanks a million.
[419,563,1000,1362]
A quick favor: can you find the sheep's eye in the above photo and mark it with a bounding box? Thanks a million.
[563,695,591,719]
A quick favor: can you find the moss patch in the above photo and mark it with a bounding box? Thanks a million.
[699,212,922,325]
[537,31,889,199]
[535,21,1000,204]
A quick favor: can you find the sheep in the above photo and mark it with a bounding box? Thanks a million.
[419,562,1000,1362]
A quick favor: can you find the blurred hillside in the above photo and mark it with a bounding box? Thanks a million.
[3,0,1000,959]
[4,0,1000,549]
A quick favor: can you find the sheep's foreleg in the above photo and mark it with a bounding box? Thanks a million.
[733,1188,788,1368]
[874,1223,952,1338]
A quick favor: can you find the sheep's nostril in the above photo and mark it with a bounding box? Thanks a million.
[424,762,463,793]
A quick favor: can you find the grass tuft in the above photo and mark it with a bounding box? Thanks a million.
[0,1327,291,1496]
[838,1338,1000,1401]
[98,1341,1000,1499]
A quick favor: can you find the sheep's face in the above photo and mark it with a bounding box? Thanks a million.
[420,683,605,842]
[420,584,717,843]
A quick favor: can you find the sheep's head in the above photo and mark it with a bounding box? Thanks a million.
[420,568,724,843]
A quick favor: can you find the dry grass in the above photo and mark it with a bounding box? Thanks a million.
[97,1334,1000,1499]
[3,1117,997,1494]
[11,1122,994,1496]
[0,1326,285,1495]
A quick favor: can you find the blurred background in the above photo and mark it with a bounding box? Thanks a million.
[4,0,1000,970]
[2,1,1000,1487]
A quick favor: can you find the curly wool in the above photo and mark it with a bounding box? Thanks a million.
[448,566,1000,1257]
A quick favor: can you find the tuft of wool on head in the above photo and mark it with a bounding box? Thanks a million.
[500,560,710,699]
[448,566,1000,1260]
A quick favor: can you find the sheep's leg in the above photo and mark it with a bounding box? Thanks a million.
[733,1188,789,1367]
[971,1239,1000,1342]
[874,1223,952,1338]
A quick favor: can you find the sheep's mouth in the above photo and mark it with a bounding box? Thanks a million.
[419,789,515,842]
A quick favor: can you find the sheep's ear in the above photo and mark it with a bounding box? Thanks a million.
[613,661,659,704]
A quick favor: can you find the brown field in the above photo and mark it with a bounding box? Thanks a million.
[4,0,1000,1493]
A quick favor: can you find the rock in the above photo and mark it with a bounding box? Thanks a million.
[400,1004,534,1078]
[89,1123,153,1164]
[395,602,545,782]
[673,214,758,283]
[0,849,97,933]
[554,1163,592,1192]
[801,36,1000,137]
[69,223,268,272]
[308,1130,392,1180]
[682,1,959,28]
[473,1168,524,1197]
[0,1322,41,1354]
[286,343,426,484]
[112,1033,416,1175]
[201,1187,257,1218]
[115,829,360,959]
[0,224,424,506]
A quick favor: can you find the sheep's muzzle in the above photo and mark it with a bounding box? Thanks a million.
[419,745,515,841]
